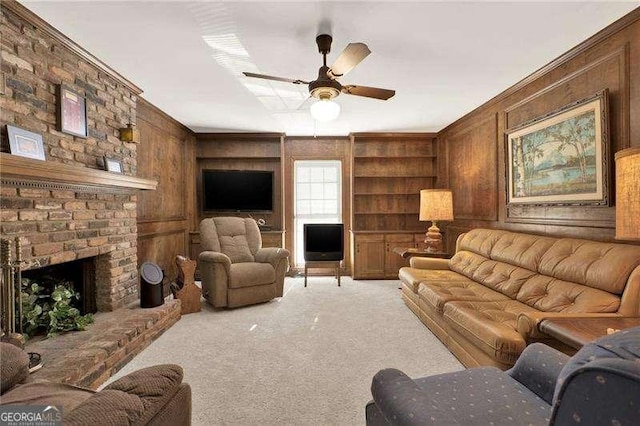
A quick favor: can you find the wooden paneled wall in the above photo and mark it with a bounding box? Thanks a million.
[438,9,640,248]
[136,99,196,291]
[283,137,352,272]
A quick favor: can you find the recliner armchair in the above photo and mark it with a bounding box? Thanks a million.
[0,342,191,425]
[366,326,640,425]
[198,217,289,308]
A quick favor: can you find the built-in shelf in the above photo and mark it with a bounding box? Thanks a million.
[0,153,157,190]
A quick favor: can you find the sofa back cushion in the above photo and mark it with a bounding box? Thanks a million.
[539,239,640,295]
[516,275,620,313]
[451,229,640,312]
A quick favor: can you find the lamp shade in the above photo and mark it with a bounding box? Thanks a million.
[310,99,340,122]
[615,147,640,241]
[420,189,454,222]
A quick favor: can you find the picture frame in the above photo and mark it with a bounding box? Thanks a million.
[6,125,46,161]
[104,156,123,173]
[57,84,88,138]
[505,89,610,207]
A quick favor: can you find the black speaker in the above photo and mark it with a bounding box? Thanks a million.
[140,262,164,308]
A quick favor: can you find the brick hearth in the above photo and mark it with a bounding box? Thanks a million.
[26,299,181,389]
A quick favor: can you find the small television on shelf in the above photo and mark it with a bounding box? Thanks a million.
[304,223,344,262]
[202,169,273,212]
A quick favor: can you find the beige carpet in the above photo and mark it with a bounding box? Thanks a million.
[106,277,463,425]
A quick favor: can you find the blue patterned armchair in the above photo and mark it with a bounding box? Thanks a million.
[366,326,640,425]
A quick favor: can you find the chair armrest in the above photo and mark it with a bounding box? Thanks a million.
[371,368,450,425]
[409,257,450,270]
[517,312,623,340]
[1,343,30,394]
[551,358,640,425]
[66,365,188,426]
[255,247,290,268]
[507,343,569,404]
[198,251,231,268]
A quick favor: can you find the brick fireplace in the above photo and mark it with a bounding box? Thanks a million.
[1,183,139,311]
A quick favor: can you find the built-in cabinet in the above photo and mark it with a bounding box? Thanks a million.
[349,133,439,279]
[351,231,428,279]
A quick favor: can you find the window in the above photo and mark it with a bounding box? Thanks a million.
[293,160,342,267]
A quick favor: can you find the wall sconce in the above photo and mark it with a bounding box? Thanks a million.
[419,189,454,253]
[119,123,139,143]
[615,147,640,241]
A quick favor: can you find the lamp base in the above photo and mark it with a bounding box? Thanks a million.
[424,221,443,253]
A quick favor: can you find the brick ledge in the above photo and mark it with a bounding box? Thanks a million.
[26,299,181,389]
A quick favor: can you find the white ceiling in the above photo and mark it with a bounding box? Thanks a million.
[22,1,639,136]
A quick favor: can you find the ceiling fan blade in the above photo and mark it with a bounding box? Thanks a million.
[327,43,371,78]
[342,85,395,100]
[243,72,309,85]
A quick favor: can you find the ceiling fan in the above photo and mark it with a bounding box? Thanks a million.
[243,34,395,121]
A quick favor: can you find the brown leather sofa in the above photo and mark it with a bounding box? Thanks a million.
[199,217,290,308]
[0,342,191,425]
[399,228,640,369]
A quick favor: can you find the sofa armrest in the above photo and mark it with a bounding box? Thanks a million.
[517,312,623,340]
[551,358,640,425]
[507,343,569,404]
[66,365,189,426]
[409,257,450,270]
[255,247,290,268]
[371,368,450,425]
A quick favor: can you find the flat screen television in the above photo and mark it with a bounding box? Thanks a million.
[304,223,344,262]
[202,169,274,212]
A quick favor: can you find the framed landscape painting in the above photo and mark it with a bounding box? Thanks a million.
[506,90,610,206]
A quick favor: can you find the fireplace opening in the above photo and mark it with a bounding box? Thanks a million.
[22,258,97,315]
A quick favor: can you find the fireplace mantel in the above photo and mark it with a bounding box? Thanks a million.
[0,153,157,191]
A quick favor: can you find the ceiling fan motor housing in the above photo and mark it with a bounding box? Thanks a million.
[309,65,342,99]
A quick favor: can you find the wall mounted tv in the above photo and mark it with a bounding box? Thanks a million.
[202,169,274,212]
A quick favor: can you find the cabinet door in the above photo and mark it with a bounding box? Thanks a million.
[414,233,427,250]
[384,234,414,278]
[352,234,385,279]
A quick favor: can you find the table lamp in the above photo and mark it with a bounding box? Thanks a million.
[419,189,454,252]
[615,147,640,241]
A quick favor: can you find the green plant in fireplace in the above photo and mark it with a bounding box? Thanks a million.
[20,276,94,338]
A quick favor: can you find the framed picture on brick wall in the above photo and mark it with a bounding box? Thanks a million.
[104,156,123,173]
[57,84,88,138]
[7,125,46,161]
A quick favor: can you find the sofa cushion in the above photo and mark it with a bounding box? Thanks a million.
[444,300,540,364]
[471,260,538,298]
[539,239,640,295]
[516,274,620,313]
[418,281,509,314]
[449,251,491,280]
[489,232,556,271]
[229,262,275,288]
[456,229,511,258]
[399,267,469,293]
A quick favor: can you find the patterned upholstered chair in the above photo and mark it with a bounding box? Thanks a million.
[199,217,289,308]
[366,326,640,425]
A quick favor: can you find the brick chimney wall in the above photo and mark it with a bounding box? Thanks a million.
[1,5,142,310]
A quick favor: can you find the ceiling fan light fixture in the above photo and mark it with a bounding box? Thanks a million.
[310,97,340,122]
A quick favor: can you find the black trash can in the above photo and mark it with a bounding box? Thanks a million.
[140,262,164,308]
